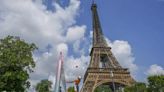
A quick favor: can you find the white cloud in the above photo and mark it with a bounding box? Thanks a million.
[72,37,89,55]
[57,43,68,56]
[65,55,90,81]
[106,38,138,74]
[73,40,81,53]
[0,0,81,49]
[66,25,86,42]
[147,64,164,75]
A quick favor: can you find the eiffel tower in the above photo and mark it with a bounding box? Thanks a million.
[80,2,135,92]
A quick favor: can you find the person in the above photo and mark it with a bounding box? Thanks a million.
[67,76,82,92]
[74,76,81,92]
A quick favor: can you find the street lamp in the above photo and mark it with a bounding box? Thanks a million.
[110,71,116,92]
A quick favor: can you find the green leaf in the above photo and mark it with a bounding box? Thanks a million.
[0,35,37,92]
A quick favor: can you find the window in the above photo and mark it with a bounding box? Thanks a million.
[99,54,109,68]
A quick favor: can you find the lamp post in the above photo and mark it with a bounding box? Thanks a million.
[110,71,116,92]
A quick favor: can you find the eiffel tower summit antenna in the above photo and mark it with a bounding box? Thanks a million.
[91,0,108,47]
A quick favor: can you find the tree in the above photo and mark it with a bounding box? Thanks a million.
[0,36,37,92]
[67,86,74,92]
[147,75,164,92]
[124,82,147,92]
[94,85,112,92]
[35,79,52,92]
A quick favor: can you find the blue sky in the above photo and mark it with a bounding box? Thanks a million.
[73,0,164,81]
[42,0,164,81]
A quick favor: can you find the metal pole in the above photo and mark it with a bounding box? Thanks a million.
[110,71,116,92]
[54,52,63,92]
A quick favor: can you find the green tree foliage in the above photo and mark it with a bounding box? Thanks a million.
[67,86,74,92]
[124,82,147,92]
[35,79,52,92]
[94,85,112,92]
[147,75,164,92]
[0,36,37,92]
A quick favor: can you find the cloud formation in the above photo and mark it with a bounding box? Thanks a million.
[106,39,138,74]
[147,64,164,75]
[66,25,86,42]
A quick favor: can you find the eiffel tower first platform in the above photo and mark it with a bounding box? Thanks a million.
[80,2,135,92]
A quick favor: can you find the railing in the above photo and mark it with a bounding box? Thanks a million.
[83,68,130,82]
[86,68,130,74]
